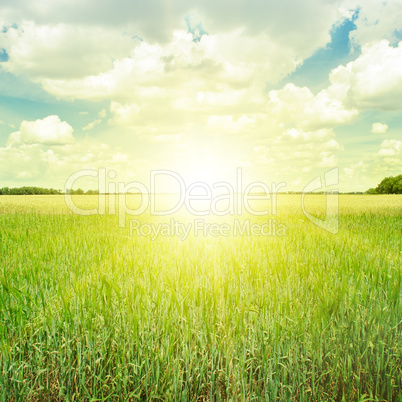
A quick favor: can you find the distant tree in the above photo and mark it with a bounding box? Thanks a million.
[377,177,394,194]
[365,188,378,194]
[0,186,63,195]
[391,176,402,193]
[367,174,402,194]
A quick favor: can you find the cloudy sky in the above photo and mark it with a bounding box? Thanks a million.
[0,0,401,192]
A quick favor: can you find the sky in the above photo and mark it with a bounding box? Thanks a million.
[0,0,401,192]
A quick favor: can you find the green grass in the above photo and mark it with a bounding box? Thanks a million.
[0,195,401,400]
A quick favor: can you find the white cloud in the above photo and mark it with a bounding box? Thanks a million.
[0,22,135,79]
[0,143,47,180]
[346,0,402,48]
[36,29,303,103]
[318,152,337,167]
[83,119,101,131]
[111,152,128,163]
[328,40,402,110]
[7,115,75,146]
[0,1,400,192]
[343,161,366,180]
[109,102,141,127]
[0,11,352,107]
[373,139,402,178]
[253,127,342,172]
[378,139,402,157]
[274,128,341,146]
[268,83,358,130]
[0,0,347,52]
[371,122,388,134]
[0,136,131,183]
[342,139,402,189]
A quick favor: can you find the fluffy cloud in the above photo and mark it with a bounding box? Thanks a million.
[0,144,47,180]
[267,39,402,140]
[0,0,346,50]
[8,115,75,146]
[328,40,402,110]
[83,119,101,131]
[342,161,366,180]
[35,29,304,103]
[0,0,352,104]
[377,139,402,157]
[0,135,131,184]
[0,1,401,192]
[82,109,106,131]
[0,22,135,80]
[346,0,402,48]
[372,138,402,180]
[343,139,402,188]
[253,127,343,174]
[371,122,388,134]
[109,102,141,127]
[268,83,358,130]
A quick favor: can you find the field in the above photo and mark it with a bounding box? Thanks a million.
[0,194,401,401]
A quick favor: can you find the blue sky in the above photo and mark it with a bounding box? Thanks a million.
[0,0,401,191]
[284,16,358,91]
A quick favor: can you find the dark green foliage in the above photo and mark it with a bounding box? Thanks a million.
[366,174,402,194]
[365,187,378,194]
[0,187,99,195]
[0,186,62,195]
[65,188,99,195]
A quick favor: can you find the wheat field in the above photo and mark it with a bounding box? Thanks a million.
[0,195,401,400]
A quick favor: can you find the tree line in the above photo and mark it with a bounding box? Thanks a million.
[1,175,401,195]
[0,187,63,195]
[65,189,99,195]
[0,187,99,195]
[366,174,402,194]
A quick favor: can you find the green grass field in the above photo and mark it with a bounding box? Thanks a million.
[0,195,401,401]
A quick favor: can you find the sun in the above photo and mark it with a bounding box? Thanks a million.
[182,165,221,186]
[175,149,235,189]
